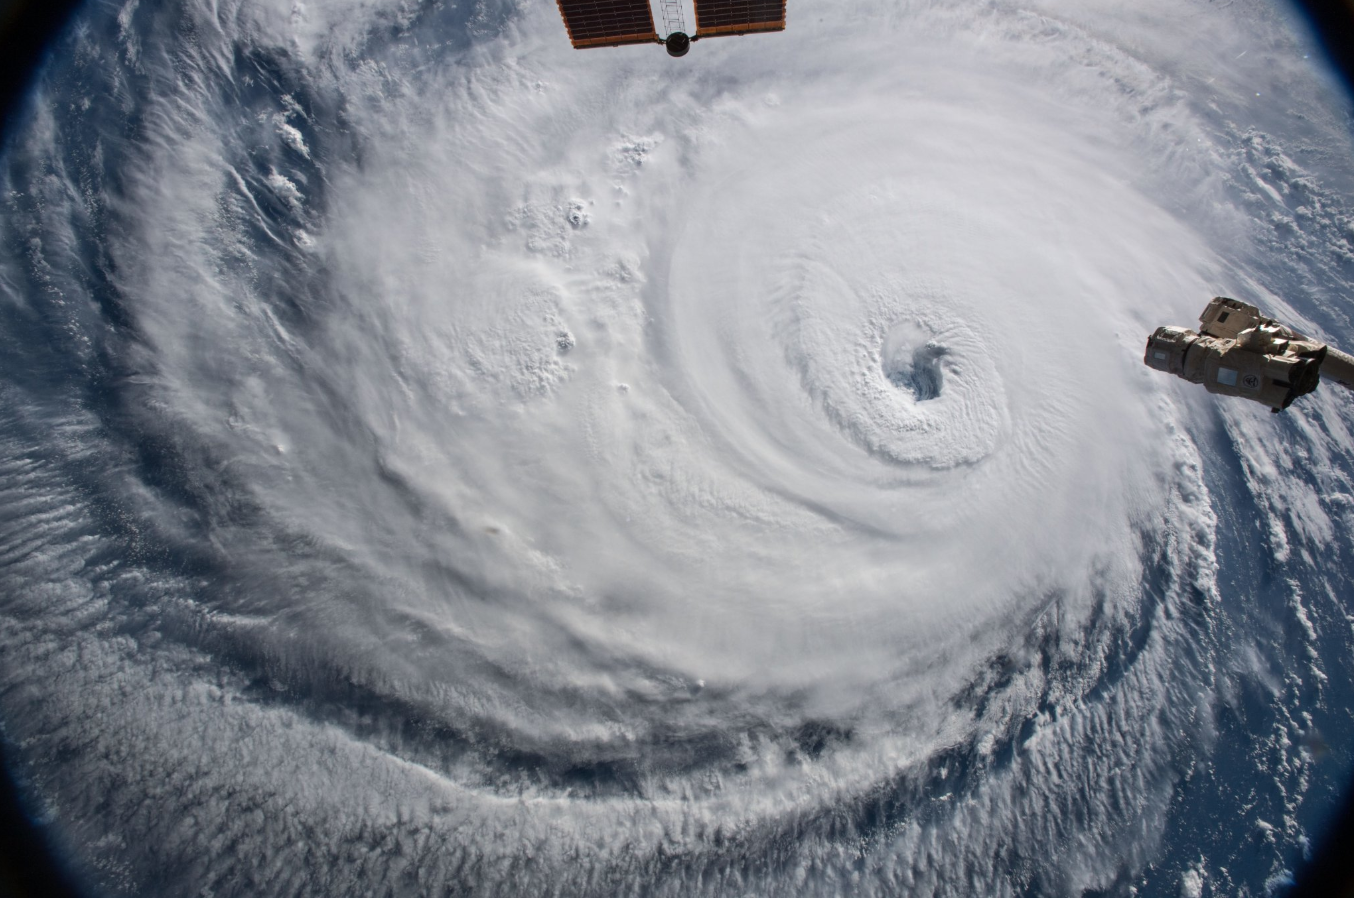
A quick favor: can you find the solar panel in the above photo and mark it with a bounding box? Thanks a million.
[556,0,660,48]
[693,0,785,37]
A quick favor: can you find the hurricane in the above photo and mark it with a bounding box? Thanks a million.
[2,0,1354,895]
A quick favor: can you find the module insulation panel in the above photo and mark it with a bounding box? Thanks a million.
[694,0,786,37]
[557,0,659,47]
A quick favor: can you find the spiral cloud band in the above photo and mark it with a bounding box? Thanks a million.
[2,0,1354,895]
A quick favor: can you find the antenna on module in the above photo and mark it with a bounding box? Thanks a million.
[656,0,690,56]
[555,0,785,57]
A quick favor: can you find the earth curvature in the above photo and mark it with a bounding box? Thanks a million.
[2,0,1354,896]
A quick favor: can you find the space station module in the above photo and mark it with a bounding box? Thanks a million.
[1144,297,1354,412]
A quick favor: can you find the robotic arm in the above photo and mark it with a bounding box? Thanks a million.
[1144,297,1354,412]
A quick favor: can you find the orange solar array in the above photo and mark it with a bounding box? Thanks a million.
[556,0,659,48]
[694,0,785,37]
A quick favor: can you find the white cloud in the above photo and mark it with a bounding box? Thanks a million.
[1,0,1353,895]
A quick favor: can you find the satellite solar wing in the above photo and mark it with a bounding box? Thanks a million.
[557,0,660,48]
[693,0,786,38]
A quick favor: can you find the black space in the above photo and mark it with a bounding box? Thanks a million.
[1289,775,1354,898]
[0,737,86,898]
[1292,0,1354,98]
[0,0,84,143]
